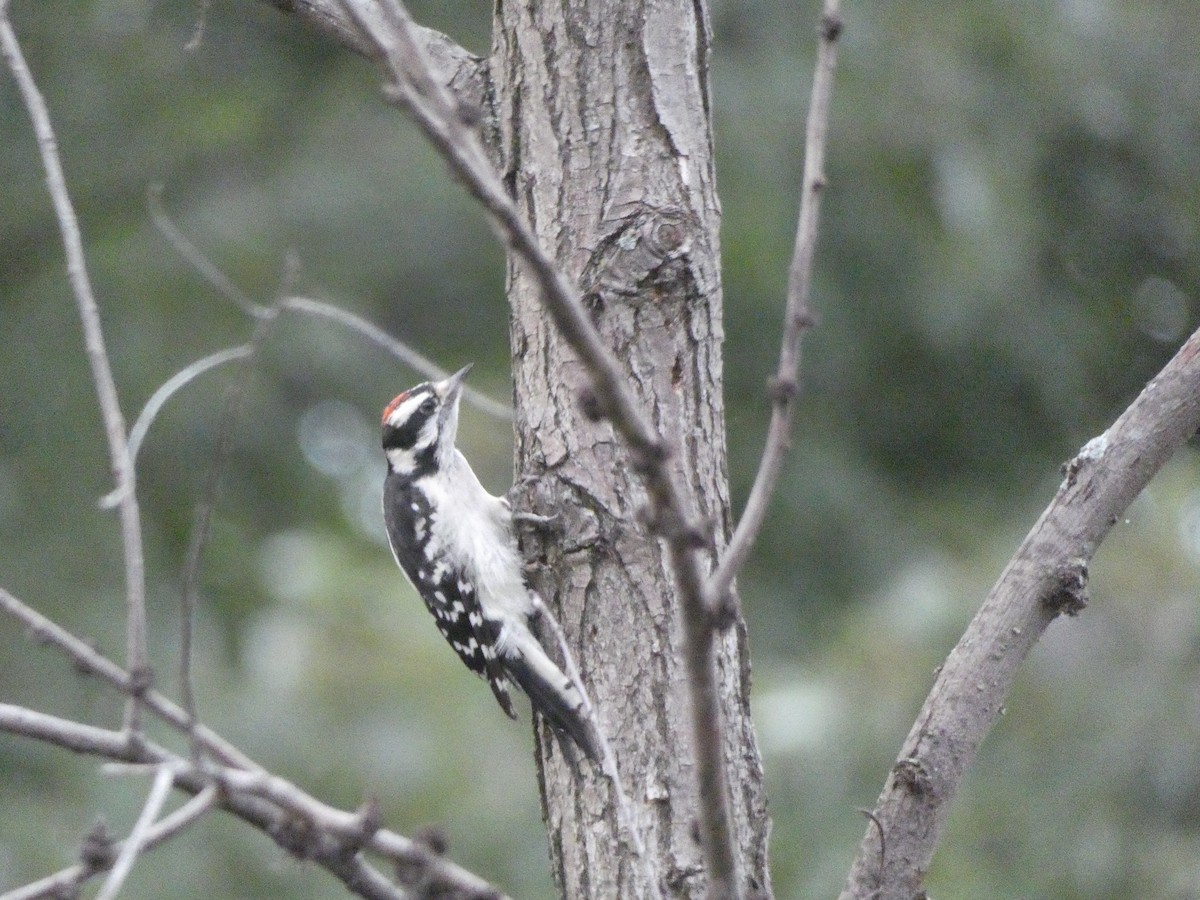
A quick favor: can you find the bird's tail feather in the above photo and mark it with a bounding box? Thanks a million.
[504,640,602,764]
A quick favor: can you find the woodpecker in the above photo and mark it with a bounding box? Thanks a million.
[381,365,600,762]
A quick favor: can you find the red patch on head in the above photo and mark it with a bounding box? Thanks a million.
[382,391,412,425]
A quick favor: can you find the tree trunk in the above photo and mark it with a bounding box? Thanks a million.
[493,1,771,897]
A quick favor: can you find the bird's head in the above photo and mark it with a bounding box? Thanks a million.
[381,364,472,479]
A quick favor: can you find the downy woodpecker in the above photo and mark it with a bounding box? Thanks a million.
[381,365,600,761]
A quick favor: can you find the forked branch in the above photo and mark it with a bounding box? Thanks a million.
[0,588,510,900]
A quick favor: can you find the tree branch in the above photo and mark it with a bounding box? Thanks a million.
[0,0,150,734]
[706,0,842,613]
[334,1,742,893]
[256,0,490,116]
[839,325,1200,899]
[280,295,512,420]
[0,586,258,771]
[0,600,511,900]
[0,704,409,900]
[110,346,256,482]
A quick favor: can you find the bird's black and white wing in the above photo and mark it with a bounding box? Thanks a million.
[383,476,517,718]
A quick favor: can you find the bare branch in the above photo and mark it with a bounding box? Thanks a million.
[183,0,213,52]
[127,345,254,468]
[260,0,377,55]
[0,585,260,771]
[0,0,149,733]
[0,707,212,900]
[148,184,268,318]
[149,188,511,419]
[0,705,136,761]
[256,0,490,116]
[839,325,1200,899]
[178,308,280,757]
[96,346,256,507]
[0,701,503,900]
[0,705,412,900]
[335,1,742,892]
[0,595,510,899]
[176,275,288,755]
[706,0,842,614]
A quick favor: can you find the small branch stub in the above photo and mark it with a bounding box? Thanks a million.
[80,820,118,871]
[767,375,800,405]
[820,11,844,41]
[1044,558,1089,616]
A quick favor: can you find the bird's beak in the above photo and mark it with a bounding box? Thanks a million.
[441,364,472,415]
[441,364,473,403]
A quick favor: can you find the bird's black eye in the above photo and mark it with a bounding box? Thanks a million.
[420,397,437,415]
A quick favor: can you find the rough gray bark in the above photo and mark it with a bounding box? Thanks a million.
[492,1,771,897]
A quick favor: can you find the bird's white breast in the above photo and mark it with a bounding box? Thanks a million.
[420,450,533,620]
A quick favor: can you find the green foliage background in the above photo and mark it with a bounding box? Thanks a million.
[1,1,1199,897]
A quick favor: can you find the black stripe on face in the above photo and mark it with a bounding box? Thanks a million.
[382,386,438,451]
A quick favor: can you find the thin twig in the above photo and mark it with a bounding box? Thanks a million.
[96,346,256,511]
[0,704,137,761]
[0,0,150,734]
[183,0,213,52]
[856,806,886,889]
[148,188,511,419]
[0,586,260,772]
[148,184,268,317]
[94,763,178,900]
[178,310,279,759]
[260,0,500,112]
[128,344,255,466]
[0,782,218,900]
[336,1,741,892]
[839,325,1200,898]
[280,295,512,419]
[706,0,842,614]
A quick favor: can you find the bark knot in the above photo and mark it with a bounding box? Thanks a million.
[127,663,155,697]
[581,207,695,303]
[768,375,800,404]
[1043,558,1089,616]
[892,755,934,797]
[1061,432,1108,489]
[578,384,607,421]
[820,12,845,41]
